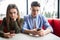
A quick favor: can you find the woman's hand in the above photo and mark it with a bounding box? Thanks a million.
[11,14,18,21]
[10,33,15,37]
[13,15,18,21]
[10,31,15,36]
[3,32,15,38]
[3,32,12,38]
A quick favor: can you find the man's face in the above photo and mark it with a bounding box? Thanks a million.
[31,6,40,17]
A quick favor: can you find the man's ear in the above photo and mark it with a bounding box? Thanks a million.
[30,8,32,10]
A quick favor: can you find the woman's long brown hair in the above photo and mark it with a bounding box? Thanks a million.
[6,4,21,29]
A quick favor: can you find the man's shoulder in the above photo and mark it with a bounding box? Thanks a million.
[38,14,44,17]
[24,14,30,17]
[24,15,31,19]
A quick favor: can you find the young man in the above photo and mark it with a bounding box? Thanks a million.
[22,1,53,36]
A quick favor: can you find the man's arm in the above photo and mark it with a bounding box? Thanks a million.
[42,15,53,35]
[24,29,39,35]
[22,16,38,35]
[37,15,53,36]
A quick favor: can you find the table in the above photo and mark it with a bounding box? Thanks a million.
[0,33,60,40]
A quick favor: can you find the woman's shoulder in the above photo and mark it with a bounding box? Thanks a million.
[2,17,6,22]
[3,17,6,20]
[1,17,7,26]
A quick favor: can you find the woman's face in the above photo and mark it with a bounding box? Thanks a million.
[9,8,18,20]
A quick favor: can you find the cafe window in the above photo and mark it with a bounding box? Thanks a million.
[0,0,26,19]
[28,0,58,18]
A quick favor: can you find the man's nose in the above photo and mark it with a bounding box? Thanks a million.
[35,11,37,14]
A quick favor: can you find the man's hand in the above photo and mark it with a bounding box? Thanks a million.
[37,29,45,36]
[37,29,52,36]
[30,29,38,35]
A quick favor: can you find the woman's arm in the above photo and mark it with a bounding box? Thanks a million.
[0,18,6,37]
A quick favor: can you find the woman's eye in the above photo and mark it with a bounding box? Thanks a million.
[10,12,12,14]
[9,11,17,15]
[13,12,16,14]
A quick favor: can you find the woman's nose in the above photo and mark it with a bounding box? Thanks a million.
[12,13,14,16]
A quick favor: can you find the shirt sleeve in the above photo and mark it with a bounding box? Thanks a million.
[0,18,6,37]
[22,16,29,32]
[42,15,53,32]
[12,21,21,33]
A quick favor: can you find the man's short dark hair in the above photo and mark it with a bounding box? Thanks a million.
[31,1,40,7]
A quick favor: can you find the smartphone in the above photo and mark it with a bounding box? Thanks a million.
[37,29,41,31]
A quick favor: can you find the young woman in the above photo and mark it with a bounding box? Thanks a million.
[0,4,23,38]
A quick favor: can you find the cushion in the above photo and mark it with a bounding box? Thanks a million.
[53,19,60,37]
[0,20,2,24]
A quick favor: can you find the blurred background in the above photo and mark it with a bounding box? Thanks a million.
[0,0,59,19]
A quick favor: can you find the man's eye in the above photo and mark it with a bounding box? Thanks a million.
[13,12,16,14]
[37,10,39,11]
